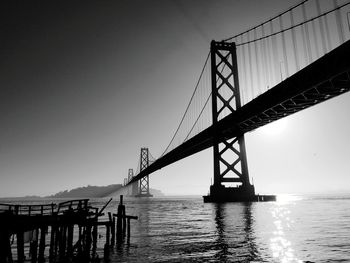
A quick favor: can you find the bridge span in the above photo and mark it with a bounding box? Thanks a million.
[124,0,350,202]
[129,39,350,184]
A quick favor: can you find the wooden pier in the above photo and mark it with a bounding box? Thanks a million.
[0,195,137,262]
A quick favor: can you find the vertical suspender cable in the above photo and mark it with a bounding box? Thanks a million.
[161,52,210,156]
[206,63,211,126]
[247,32,255,101]
[311,9,320,59]
[279,15,289,79]
[315,0,328,54]
[270,20,279,85]
[254,28,262,95]
[323,8,332,52]
[290,9,300,71]
[264,27,273,90]
[261,24,269,92]
[302,2,313,63]
[333,0,345,44]
[240,35,248,105]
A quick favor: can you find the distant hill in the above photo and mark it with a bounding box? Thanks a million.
[149,188,164,197]
[48,184,164,198]
[48,184,123,198]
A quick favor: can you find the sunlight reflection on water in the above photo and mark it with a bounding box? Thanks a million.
[270,201,302,263]
[4,195,350,262]
[276,194,303,204]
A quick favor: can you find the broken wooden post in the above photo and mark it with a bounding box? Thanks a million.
[17,231,25,263]
[76,225,83,258]
[113,196,138,244]
[49,225,57,261]
[107,212,113,246]
[0,229,12,263]
[84,224,92,261]
[30,237,38,263]
[66,223,74,260]
[59,226,68,262]
[122,205,126,237]
[92,220,98,259]
[112,216,116,246]
[104,243,110,262]
[106,216,111,247]
[38,226,47,263]
[116,195,125,243]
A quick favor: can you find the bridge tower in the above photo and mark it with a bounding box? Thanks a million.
[128,168,138,196]
[204,41,255,202]
[135,148,153,197]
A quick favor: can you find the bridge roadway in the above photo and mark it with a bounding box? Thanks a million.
[128,40,350,185]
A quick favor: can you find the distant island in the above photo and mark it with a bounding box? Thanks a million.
[47,184,123,198]
[0,184,165,200]
[47,184,164,198]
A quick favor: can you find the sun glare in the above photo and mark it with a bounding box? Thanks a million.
[276,194,303,204]
[260,118,288,136]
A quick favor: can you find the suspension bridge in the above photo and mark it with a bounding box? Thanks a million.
[120,0,350,202]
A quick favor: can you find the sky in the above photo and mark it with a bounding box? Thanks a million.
[0,0,349,197]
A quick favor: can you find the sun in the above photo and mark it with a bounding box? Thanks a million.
[260,117,288,136]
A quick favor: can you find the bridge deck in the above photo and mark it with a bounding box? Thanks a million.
[129,40,350,184]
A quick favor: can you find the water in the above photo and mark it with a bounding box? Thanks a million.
[3,194,350,262]
[99,194,350,263]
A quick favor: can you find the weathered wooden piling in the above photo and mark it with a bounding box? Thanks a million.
[0,228,12,263]
[84,224,92,260]
[116,195,125,242]
[113,195,138,243]
[49,225,56,261]
[92,220,98,259]
[107,212,112,246]
[30,237,38,263]
[38,226,46,263]
[0,196,138,262]
[104,243,110,262]
[111,215,116,245]
[17,231,25,262]
[66,224,74,259]
[58,226,67,261]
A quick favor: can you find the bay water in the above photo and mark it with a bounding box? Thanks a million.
[3,194,350,262]
[102,194,350,262]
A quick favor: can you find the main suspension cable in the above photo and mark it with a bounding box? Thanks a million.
[161,51,211,157]
[236,1,350,47]
[222,0,310,42]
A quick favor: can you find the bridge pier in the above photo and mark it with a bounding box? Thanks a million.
[207,184,255,202]
[203,41,275,203]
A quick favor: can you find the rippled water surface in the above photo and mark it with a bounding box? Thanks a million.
[97,194,350,263]
[3,195,350,262]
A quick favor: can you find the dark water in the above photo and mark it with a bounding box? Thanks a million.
[4,194,350,262]
[99,194,350,263]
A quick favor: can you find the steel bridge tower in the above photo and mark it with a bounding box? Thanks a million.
[135,148,153,197]
[127,168,139,196]
[204,41,256,202]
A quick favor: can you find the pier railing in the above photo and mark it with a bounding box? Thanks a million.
[0,203,56,216]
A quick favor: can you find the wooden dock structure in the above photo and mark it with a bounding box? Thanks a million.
[0,195,137,262]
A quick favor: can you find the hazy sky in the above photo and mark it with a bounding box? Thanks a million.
[1,0,349,197]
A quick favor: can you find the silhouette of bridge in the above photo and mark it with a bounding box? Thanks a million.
[122,0,350,202]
